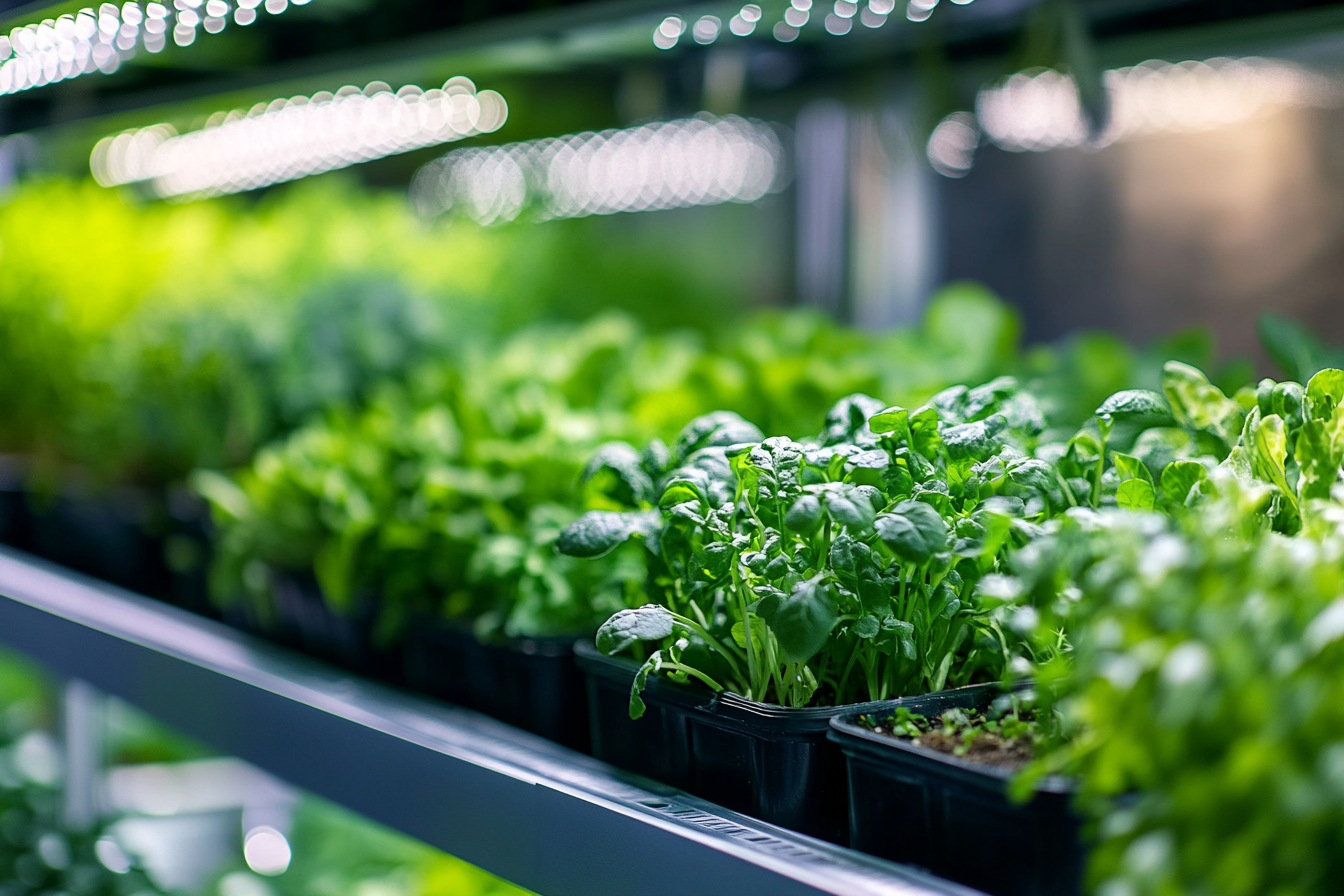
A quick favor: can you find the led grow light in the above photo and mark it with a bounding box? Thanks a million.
[0,0,313,97]
[410,113,785,225]
[90,77,507,198]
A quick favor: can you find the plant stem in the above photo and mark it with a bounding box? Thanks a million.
[661,662,724,692]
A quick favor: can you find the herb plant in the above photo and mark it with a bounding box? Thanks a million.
[560,376,1071,714]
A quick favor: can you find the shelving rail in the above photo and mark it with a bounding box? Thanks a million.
[0,546,980,896]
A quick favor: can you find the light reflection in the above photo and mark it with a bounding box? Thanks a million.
[91,77,507,198]
[411,113,786,224]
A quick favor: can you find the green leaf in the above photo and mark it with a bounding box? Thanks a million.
[1162,361,1246,459]
[628,651,663,719]
[876,500,948,565]
[829,535,890,616]
[820,394,886,446]
[672,411,763,463]
[1307,368,1344,417]
[556,510,657,558]
[596,605,676,655]
[659,478,707,509]
[756,575,839,664]
[1112,452,1154,485]
[1160,461,1207,507]
[941,414,1008,461]
[1248,411,1295,505]
[822,485,877,531]
[869,406,909,437]
[1095,389,1174,427]
[731,616,768,648]
[875,616,917,659]
[582,441,655,506]
[854,615,881,639]
[1116,479,1156,511]
[1295,404,1344,500]
[784,495,823,533]
[909,406,944,458]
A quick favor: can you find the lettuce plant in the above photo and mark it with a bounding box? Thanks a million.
[560,377,1072,713]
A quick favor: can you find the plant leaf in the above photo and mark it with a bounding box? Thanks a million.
[596,605,675,654]
[1307,369,1344,419]
[876,500,948,564]
[755,575,839,664]
[1116,479,1156,511]
[557,510,658,558]
[1160,461,1207,507]
[1162,361,1245,459]
[1095,389,1174,426]
[941,414,1008,461]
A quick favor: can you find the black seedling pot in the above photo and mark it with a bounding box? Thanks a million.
[0,473,214,615]
[574,639,703,789]
[574,640,888,843]
[829,684,1084,896]
[253,575,403,683]
[404,621,589,751]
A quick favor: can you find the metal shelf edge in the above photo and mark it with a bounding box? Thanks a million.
[0,547,981,896]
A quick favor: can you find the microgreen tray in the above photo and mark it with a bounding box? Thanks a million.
[829,684,1083,896]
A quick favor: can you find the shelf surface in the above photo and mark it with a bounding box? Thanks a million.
[0,546,981,896]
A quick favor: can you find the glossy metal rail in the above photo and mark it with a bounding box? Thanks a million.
[0,547,980,896]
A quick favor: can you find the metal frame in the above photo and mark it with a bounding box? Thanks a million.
[0,547,980,896]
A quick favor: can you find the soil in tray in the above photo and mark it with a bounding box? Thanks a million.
[859,705,1039,773]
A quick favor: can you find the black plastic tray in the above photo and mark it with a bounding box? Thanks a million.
[574,640,889,843]
[224,575,403,684]
[404,621,589,751]
[0,475,213,614]
[829,684,1084,896]
[574,638,704,790]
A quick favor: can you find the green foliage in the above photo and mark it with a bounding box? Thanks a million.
[203,285,1044,641]
[1011,482,1344,896]
[563,374,1066,711]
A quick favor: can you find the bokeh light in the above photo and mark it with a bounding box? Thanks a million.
[90,77,507,198]
[412,114,786,224]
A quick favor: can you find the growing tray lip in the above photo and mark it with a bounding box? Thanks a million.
[828,683,1076,795]
[573,637,910,730]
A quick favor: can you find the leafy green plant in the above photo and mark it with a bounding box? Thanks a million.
[560,375,1073,714]
[201,285,1048,644]
[1005,476,1344,896]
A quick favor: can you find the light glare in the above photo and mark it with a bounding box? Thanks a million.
[91,78,507,199]
[977,57,1340,155]
[412,114,787,225]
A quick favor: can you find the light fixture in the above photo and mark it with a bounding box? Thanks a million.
[411,113,786,225]
[91,77,507,198]
[0,0,315,97]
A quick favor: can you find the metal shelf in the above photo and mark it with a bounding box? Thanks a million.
[0,546,979,896]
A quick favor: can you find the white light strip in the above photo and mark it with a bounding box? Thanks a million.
[977,57,1339,154]
[90,77,507,198]
[410,114,786,225]
[0,0,312,97]
[652,0,912,47]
